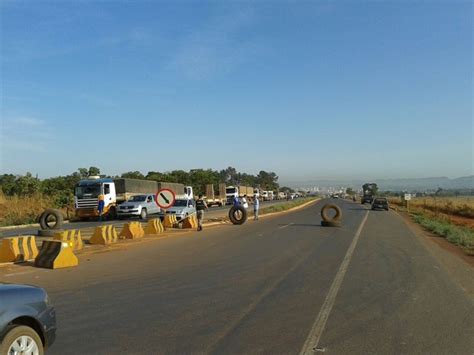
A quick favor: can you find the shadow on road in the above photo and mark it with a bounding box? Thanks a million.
[279,223,323,228]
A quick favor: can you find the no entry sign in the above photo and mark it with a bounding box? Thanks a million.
[155,188,176,209]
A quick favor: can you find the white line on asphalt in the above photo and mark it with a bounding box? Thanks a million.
[299,210,370,355]
[278,223,294,229]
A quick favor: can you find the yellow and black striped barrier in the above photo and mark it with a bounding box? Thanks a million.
[182,215,198,229]
[53,230,84,251]
[163,214,178,228]
[120,222,145,239]
[35,240,78,269]
[145,219,164,235]
[0,236,38,263]
[89,225,118,245]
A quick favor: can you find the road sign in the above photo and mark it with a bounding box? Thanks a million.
[155,188,176,209]
[404,193,412,201]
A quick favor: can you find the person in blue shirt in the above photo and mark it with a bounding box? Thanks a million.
[98,195,105,221]
[233,195,240,206]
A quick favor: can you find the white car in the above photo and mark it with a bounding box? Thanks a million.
[117,194,160,219]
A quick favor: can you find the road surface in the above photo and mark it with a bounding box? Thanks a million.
[1,199,473,354]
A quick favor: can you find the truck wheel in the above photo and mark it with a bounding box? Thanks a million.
[39,209,64,230]
[140,208,147,220]
[229,205,247,225]
[0,325,44,355]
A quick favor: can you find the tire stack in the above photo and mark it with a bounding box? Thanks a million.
[38,209,64,237]
[320,204,342,227]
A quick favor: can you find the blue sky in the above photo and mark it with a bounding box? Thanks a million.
[1,1,472,182]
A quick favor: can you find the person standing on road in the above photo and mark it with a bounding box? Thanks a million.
[98,194,105,222]
[253,194,260,220]
[195,194,208,231]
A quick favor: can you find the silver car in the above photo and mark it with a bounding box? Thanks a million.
[117,194,160,219]
[159,199,196,221]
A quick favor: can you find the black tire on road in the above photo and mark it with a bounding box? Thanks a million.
[0,325,44,355]
[228,205,248,225]
[140,208,147,220]
[39,209,64,230]
[321,204,342,222]
[321,220,341,227]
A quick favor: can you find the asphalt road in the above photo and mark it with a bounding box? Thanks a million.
[1,199,473,354]
[0,199,288,239]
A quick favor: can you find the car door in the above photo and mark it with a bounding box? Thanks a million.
[147,195,158,214]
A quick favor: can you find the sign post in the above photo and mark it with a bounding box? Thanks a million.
[155,188,176,217]
[404,193,412,213]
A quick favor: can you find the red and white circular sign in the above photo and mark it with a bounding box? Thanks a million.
[155,188,176,209]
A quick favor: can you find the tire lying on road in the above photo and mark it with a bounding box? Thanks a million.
[228,205,248,225]
[320,204,342,227]
[39,209,64,230]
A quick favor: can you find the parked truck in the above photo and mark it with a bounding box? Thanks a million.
[204,183,227,207]
[74,177,193,220]
[225,185,255,204]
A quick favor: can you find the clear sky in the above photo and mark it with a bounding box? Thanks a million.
[1,1,472,182]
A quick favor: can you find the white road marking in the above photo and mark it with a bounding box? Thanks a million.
[299,210,369,354]
[278,223,294,229]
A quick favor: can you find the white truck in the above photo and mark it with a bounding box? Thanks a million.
[205,183,227,207]
[74,177,193,220]
[225,185,256,204]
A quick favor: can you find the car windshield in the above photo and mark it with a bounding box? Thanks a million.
[173,199,188,207]
[129,196,146,202]
[226,188,237,194]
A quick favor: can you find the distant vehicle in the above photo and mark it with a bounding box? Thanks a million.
[204,183,226,207]
[159,199,196,221]
[225,186,254,205]
[331,194,339,199]
[74,177,193,220]
[117,194,160,219]
[0,283,56,355]
[267,191,275,200]
[372,197,389,211]
[278,192,286,199]
[361,183,378,204]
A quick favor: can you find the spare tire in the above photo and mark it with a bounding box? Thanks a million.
[321,204,342,222]
[39,209,64,230]
[228,205,248,225]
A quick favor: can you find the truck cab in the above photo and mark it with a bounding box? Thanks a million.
[74,177,117,219]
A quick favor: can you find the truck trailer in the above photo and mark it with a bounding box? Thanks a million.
[204,183,227,207]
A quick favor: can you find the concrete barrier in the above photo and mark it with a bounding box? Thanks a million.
[120,222,145,239]
[89,225,118,245]
[35,240,78,269]
[0,236,38,263]
[182,215,198,229]
[163,214,178,229]
[54,230,83,251]
[145,219,164,235]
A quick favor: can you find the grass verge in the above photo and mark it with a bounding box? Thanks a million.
[412,213,474,256]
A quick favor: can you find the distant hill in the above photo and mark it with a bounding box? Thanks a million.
[284,175,473,191]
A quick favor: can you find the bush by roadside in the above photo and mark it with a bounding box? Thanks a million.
[412,213,474,256]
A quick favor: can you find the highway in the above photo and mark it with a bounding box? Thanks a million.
[0,199,288,239]
[1,199,473,354]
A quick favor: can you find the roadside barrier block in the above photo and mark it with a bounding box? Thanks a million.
[53,230,83,251]
[90,225,118,245]
[0,236,38,263]
[182,215,198,229]
[145,219,164,235]
[120,222,145,239]
[35,240,78,269]
[163,214,178,229]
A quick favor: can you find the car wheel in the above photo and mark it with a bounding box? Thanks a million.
[140,208,147,220]
[0,325,44,355]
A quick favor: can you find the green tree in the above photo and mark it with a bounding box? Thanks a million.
[88,166,101,176]
[121,171,145,179]
[346,187,354,195]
